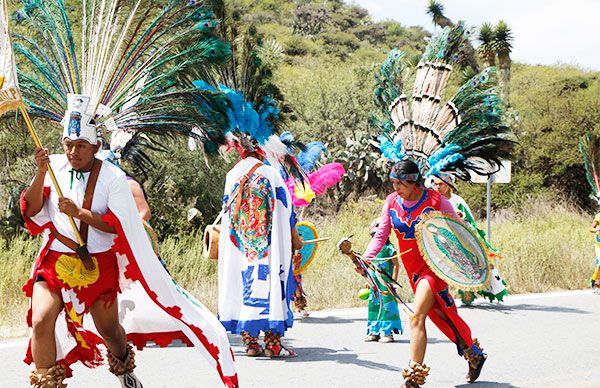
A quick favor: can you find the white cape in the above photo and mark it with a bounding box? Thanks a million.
[218,157,295,336]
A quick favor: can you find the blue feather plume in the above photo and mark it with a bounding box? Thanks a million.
[297,142,327,172]
[426,144,465,177]
[378,135,404,162]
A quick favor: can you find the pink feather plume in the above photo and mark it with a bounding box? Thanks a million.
[286,163,346,207]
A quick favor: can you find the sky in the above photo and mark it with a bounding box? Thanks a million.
[353,0,600,71]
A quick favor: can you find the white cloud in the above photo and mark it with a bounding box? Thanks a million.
[352,0,600,70]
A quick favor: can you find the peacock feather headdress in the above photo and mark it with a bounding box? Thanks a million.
[373,21,515,181]
[12,0,231,157]
[188,8,302,176]
[579,132,600,204]
[191,80,291,166]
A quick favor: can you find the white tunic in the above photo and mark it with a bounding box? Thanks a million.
[448,192,473,220]
[29,154,125,253]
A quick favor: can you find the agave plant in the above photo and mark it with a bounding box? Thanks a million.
[426,0,453,28]
[426,0,479,72]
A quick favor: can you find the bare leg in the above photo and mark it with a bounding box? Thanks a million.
[90,298,127,359]
[31,281,63,373]
[409,280,436,364]
[91,298,143,387]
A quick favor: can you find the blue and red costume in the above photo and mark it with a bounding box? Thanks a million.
[365,188,475,354]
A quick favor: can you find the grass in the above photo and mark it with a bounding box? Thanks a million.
[0,235,38,339]
[0,195,594,339]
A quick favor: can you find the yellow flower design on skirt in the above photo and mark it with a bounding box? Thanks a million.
[55,254,100,289]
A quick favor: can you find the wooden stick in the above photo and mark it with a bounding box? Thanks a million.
[370,249,413,261]
[302,237,330,244]
[337,237,414,319]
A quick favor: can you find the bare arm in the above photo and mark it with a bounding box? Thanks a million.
[128,180,151,221]
[58,197,116,233]
[291,227,304,251]
[23,148,49,217]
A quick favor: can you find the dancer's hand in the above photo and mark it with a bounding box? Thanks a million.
[58,197,80,217]
[34,147,49,174]
[291,227,304,250]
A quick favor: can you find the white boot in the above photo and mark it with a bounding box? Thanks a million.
[117,373,143,388]
[107,344,143,388]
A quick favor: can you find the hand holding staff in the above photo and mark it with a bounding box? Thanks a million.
[337,236,415,319]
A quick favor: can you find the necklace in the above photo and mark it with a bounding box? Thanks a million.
[399,190,427,222]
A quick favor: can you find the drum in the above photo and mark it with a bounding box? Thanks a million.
[203,224,221,260]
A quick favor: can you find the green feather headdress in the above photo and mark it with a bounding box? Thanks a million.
[373,21,515,181]
[12,0,231,156]
[580,132,600,204]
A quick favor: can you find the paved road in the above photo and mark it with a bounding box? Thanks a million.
[2,290,599,388]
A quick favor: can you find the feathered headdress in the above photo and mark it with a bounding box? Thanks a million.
[580,132,600,204]
[188,12,304,178]
[373,21,515,180]
[12,0,230,151]
[191,80,288,162]
[278,131,346,207]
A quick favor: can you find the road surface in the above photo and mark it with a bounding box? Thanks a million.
[2,290,599,387]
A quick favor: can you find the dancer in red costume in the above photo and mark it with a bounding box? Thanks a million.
[364,160,486,387]
[21,95,237,388]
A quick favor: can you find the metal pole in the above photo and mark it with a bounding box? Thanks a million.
[486,175,492,241]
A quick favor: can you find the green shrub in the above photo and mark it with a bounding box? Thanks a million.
[282,35,311,56]
[319,31,361,59]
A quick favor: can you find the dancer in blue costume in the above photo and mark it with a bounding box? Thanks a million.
[364,220,403,343]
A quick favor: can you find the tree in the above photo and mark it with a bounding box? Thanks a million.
[426,0,453,28]
[292,4,329,37]
[425,0,479,72]
[494,20,514,104]
[477,22,496,68]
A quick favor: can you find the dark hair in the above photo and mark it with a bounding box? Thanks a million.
[390,159,422,183]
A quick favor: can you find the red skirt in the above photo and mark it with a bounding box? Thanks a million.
[23,249,120,375]
[30,250,119,305]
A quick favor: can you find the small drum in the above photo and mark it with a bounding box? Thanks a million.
[203,224,221,260]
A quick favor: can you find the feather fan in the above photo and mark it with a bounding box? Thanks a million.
[372,21,515,180]
[13,0,231,157]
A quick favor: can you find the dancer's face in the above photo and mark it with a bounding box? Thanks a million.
[432,176,451,197]
[391,178,419,200]
[63,139,99,170]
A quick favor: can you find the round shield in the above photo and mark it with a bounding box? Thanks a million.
[415,211,491,291]
[293,221,319,276]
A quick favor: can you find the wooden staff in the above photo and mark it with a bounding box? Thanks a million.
[337,237,415,319]
[19,104,95,270]
[302,237,330,245]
